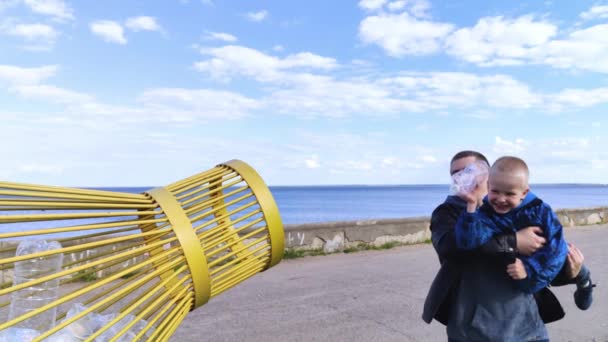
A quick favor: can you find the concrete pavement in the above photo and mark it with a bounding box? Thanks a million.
[172,225,608,341]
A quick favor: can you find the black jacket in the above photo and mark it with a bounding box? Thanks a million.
[422,196,564,325]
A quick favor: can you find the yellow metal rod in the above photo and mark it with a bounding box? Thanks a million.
[167,167,229,193]
[189,192,255,223]
[201,215,264,251]
[0,181,146,199]
[207,235,268,268]
[196,208,262,246]
[0,235,173,297]
[180,176,243,206]
[0,229,174,265]
[210,254,269,290]
[0,216,167,239]
[175,172,240,201]
[134,285,192,341]
[210,247,269,280]
[34,258,187,342]
[107,269,191,342]
[146,294,193,342]
[56,225,147,247]
[205,225,266,259]
[212,264,266,297]
[183,185,249,215]
[157,298,192,342]
[0,190,153,203]
[0,210,159,223]
[139,286,192,337]
[211,247,270,280]
[192,199,258,234]
[0,200,157,209]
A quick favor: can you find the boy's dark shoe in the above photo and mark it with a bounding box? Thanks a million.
[574,277,596,310]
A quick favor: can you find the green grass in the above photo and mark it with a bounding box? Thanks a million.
[283,240,410,260]
[72,269,98,282]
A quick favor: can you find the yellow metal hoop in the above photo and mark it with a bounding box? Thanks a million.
[220,160,284,268]
[146,187,211,309]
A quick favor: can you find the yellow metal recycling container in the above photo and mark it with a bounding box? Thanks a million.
[0,160,284,341]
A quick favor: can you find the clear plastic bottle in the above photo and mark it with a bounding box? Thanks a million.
[450,161,489,195]
[8,240,64,334]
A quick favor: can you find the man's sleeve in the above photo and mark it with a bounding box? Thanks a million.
[431,204,516,262]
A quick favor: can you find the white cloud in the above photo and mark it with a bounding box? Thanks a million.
[387,0,406,11]
[305,155,320,169]
[580,5,608,21]
[443,15,608,73]
[359,12,453,56]
[408,0,431,18]
[445,15,557,66]
[272,45,284,52]
[125,16,162,32]
[8,23,58,40]
[358,0,387,11]
[194,45,337,82]
[549,87,608,110]
[23,0,74,21]
[137,87,261,120]
[539,24,608,73]
[12,84,93,104]
[90,20,127,45]
[204,31,237,42]
[0,64,57,85]
[493,136,529,155]
[246,10,268,22]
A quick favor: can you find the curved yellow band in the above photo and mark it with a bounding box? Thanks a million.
[220,160,284,268]
[147,187,211,309]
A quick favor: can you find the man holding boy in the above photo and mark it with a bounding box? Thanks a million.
[422,151,593,342]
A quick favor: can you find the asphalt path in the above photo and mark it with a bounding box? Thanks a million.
[173,225,608,342]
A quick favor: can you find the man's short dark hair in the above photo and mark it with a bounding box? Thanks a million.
[450,150,490,166]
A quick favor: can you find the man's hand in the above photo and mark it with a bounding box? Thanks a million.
[564,243,584,279]
[507,258,527,280]
[516,226,546,256]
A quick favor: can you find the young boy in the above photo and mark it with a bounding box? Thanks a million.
[455,156,594,306]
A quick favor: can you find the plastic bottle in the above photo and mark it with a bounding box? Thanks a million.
[8,240,64,335]
[449,161,489,195]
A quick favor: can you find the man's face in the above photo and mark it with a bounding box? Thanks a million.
[487,171,529,214]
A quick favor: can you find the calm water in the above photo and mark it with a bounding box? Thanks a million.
[1,185,607,237]
[97,184,608,224]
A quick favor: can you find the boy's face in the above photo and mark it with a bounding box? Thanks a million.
[488,171,529,214]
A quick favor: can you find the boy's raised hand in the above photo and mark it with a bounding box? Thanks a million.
[516,226,546,256]
[507,258,527,280]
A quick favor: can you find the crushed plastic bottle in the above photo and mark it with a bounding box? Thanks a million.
[8,240,64,334]
[0,328,40,342]
[47,303,155,342]
[449,160,489,195]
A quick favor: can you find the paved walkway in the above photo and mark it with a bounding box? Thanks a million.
[173,225,608,342]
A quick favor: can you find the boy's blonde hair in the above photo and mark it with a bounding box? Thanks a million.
[491,156,529,184]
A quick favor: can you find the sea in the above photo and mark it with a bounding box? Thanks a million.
[102,184,608,225]
[1,184,607,238]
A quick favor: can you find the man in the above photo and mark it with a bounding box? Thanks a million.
[422,151,585,341]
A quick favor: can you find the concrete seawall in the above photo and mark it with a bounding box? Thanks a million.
[1,206,606,283]
[284,206,608,252]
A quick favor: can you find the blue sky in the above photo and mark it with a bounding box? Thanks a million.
[1,0,607,187]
